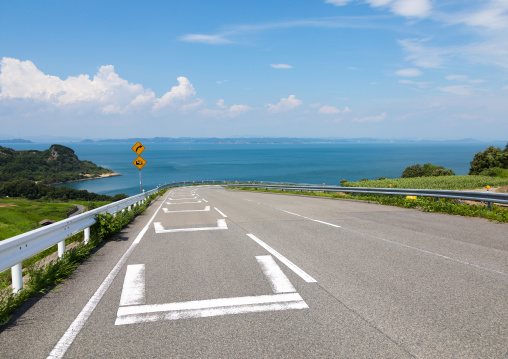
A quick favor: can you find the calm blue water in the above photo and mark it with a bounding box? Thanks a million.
[7,142,502,196]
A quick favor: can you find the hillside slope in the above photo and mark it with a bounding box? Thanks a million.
[0,144,115,184]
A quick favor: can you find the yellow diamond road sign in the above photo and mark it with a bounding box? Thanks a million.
[131,141,145,155]
[133,156,147,170]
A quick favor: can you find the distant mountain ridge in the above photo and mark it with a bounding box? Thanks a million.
[0,144,115,184]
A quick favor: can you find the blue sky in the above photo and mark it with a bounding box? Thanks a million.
[0,0,507,140]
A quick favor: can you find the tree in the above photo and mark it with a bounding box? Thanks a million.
[402,163,455,178]
[469,145,508,175]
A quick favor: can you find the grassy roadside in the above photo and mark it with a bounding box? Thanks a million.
[230,178,508,223]
[0,189,166,327]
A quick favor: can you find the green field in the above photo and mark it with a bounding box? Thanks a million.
[0,198,75,241]
[341,175,508,190]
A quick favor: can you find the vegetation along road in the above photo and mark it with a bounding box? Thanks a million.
[0,185,506,358]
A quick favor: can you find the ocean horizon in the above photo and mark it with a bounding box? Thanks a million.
[6,141,504,197]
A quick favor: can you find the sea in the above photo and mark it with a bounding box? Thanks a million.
[6,142,504,197]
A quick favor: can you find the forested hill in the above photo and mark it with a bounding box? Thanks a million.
[0,144,114,184]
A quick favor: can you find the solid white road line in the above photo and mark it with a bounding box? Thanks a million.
[47,191,171,359]
[247,234,317,283]
[167,197,199,200]
[214,207,228,217]
[119,264,146,306]
[279,209,341,228]
[166,201,202,204]
[154,219,228,233]
[162,206,211,213]
[256,255,296,293]
[115,293,307,325]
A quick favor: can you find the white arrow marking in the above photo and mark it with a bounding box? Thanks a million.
[154,219,227,233]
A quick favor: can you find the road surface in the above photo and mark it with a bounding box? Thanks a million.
[1,185,507,358]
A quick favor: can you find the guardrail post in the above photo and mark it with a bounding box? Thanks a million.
[488,202,492,210]
[11,262,23,293]
[58,240,65,258]
[84,227,90,245]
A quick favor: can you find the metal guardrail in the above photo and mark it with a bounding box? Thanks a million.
[0,180,225,293]
[226,183,508,206]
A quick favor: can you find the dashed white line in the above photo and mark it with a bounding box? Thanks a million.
[247,234,317,283]
[279,209,341,228]
[214,207,228,217]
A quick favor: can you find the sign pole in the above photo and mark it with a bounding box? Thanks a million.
[139,169,142,193]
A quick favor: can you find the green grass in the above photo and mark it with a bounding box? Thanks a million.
[341,175,508,190]
[0,198,75,241]
[0,189,165,326]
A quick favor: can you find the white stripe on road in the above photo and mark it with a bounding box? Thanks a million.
[119,264,145,306]
[115,293,307,325]
[167,197,198,200]
[247,234,317,283]
[214,207,228,217]
[166,201,202,204]
[256,255,296,293]
[154,219,228,233]
[162,206,210,213]
[201,198,208,203]
[279,209,341,228]
[47,191,171,359]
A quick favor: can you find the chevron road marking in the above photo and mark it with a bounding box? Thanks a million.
[162,206,211,213]
[154,219,228,233]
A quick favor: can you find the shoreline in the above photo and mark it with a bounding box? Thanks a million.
[51,172,122,186]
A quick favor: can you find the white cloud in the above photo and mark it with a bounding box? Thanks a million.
[397,38,448,68]
[270,64,293,69]
[0,57,155,114]
[216,80,228,84]
[327,0,431,18]
[395,68,422,77]
[398,79,430,88]
[347,66,359,71]
[318,105,340,114]
[325,0,354,5]
[352,112,387,122]
[267,95,302,112]
[439,85,473,96]
[200,99,251,118]
[179,34,232,45]
[503,85,508,90]
[445,75,486,83]
[445,1,508,30]
[389,0,431,18]
[153,77,203,111]
[343,106,352,113]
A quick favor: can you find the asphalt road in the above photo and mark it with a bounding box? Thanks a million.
[1,186,507,358]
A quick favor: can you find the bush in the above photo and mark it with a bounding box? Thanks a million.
[402,163,455,178]
[469,144,508,175]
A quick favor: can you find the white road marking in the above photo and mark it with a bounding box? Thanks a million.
[166,201,202,204]
[214,207,228,217]
[341,228,508,278]
[162,206,210,213]
[47,191,171,359]
[154,219,228,233]
[256,256,296,293]
[201,198,208,203]
[168,197,198,200]
[120,264,145,306]
[247,234,317,283]
[116,293,307,325]
[279,209,341,228]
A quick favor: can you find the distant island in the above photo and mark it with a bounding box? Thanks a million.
[0,144,120,184]
[79,137,489,145]
[0,139,33,144]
